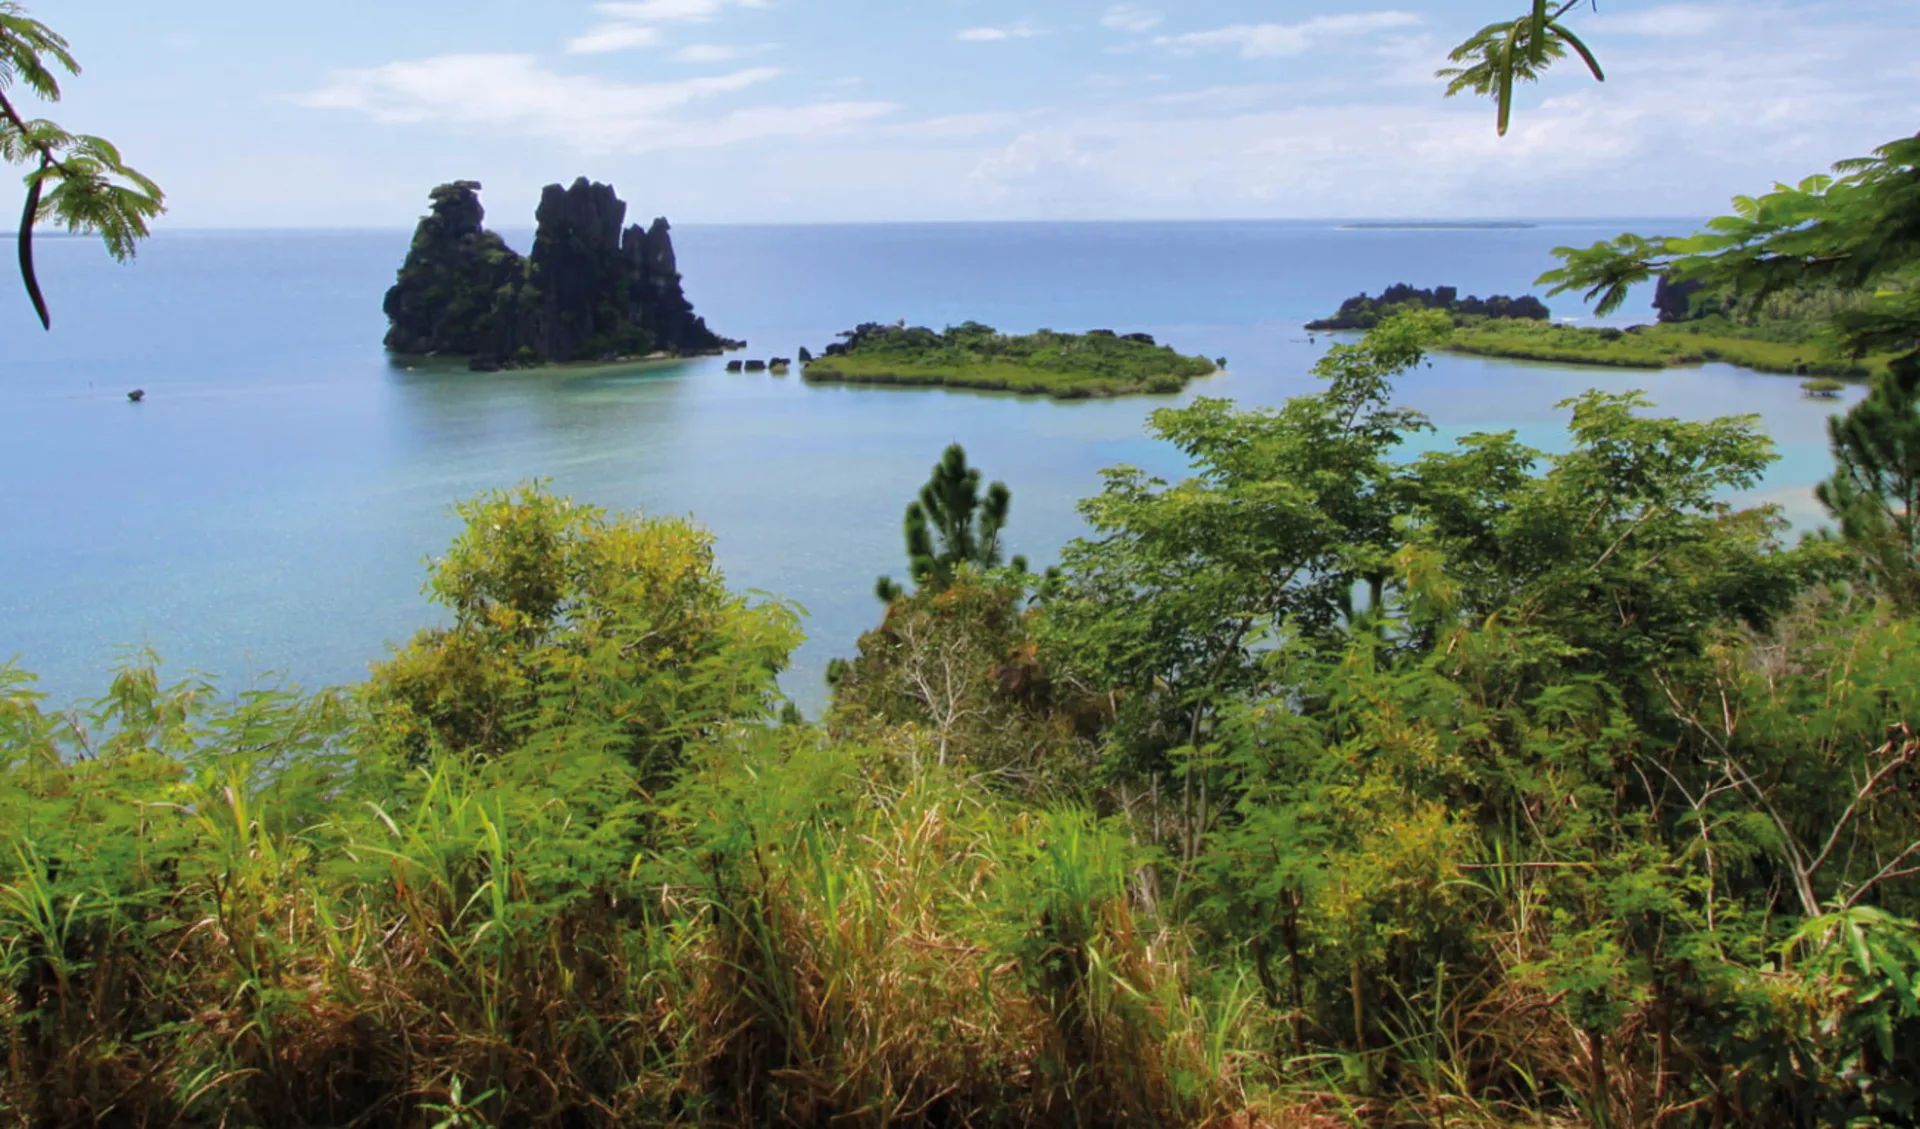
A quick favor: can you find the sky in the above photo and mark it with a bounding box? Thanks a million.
[15,0,1920,227]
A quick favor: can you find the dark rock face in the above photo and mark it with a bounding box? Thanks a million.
[384,178,739,365]
[382,182,527,358]
[1652,273,1708,323]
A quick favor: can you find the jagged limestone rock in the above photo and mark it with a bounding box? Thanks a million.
[383,178,739,367]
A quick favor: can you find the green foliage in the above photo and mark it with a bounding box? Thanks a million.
[877,443,1032,602]
[1532,136,1920,611]
[1818,362,1920,608]
[803,322,1219,399]
[363,482,801,785]
[1041,312,1448,837]
[1438,0,1604,135]
[1447,317,1884,377]
[831,571,1103,794]
[0,3,164,328]
[13,312,1920,1126]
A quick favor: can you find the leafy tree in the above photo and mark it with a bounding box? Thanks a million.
[1040,311,1448,863]
[0,3,164,327]
[1536,136,1920,604]
[875,443,1030,601]
[363,482,801,786]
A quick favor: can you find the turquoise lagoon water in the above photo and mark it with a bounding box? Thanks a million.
[0,221,1864,711]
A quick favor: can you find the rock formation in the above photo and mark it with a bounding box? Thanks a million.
[1306,284,1550,331]
[383,179,739,368]
[1652,273,1708,323]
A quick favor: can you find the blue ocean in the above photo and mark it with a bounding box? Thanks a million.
[0,221,1860,709]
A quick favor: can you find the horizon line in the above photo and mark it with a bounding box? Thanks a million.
[7,214,1710,237]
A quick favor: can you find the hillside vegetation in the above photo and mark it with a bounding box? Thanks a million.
[6,312,1920,1128]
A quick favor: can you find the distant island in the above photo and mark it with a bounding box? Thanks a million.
[1306,284,1551,330]
[1339,221,1536,230]
[799,322,1219,399]
[383,179,740,371]
[1313,276,1882,379]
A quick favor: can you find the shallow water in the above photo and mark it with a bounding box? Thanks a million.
[0,221,1862,710]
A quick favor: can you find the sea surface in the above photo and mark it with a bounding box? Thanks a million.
[0,221,1865,712]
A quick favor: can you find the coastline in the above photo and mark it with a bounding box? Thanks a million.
[389,347,734,376]
[799,358,1218,400]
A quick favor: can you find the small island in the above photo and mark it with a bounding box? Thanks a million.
[1307,284,1551,331]
[383,179,740,371]
[798,322,1218,399]
[1308,277,1883,379]
[1444,272,1881,378]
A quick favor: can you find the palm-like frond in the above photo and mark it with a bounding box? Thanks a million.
[0,7,165,327]
[0,5,75,101]
[1438,2,1604,136]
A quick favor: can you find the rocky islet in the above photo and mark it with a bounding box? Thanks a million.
[383,179,740,369]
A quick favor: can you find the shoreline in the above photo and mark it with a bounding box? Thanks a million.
[388,348,734,377]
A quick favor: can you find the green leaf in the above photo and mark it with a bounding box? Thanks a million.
[1551,22,1604,82]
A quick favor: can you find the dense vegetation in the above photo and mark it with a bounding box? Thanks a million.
[9,8,1920,1128]
[7,305,1920,1127]
[1306,284,1551,330]
[801,322,1219,399]
[1444,317,1884,377]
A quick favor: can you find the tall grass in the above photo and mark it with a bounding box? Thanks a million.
[0,665,1267,1128]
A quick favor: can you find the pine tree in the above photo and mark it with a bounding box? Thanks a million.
[1818,358,1920,608]
[875,444,1029,601]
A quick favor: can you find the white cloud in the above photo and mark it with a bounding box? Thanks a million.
[1101,5,1163,33]
[568,0,768,55]
[673,42,775,62]
[1154,11,1422,58]
[958,21,1045,42]
[1587,4,1727,37]
[567,24,664,53]
[297,54,893,151]
[592,0,765,22]
[956,10,1912,220]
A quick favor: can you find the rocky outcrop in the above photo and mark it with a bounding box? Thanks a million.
[383,179,739,367]
[1652,273,1708,323]
[1306,284,1550,331]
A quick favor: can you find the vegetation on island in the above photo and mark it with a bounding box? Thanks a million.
[1306,283,1551,330]
[1311,278,1887,378]
[1444,316,1886,377]
[801,321,1218,399]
